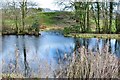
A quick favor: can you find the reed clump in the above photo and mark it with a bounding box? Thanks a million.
[56,46,120,78]
[2,46,120,78]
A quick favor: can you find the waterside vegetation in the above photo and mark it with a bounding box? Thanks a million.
[2,46,120,78]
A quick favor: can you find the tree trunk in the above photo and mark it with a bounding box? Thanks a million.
[97,2,100,33]
[87,2,89,32]
[21,0,27,32]
[15,16,18,33]
[109,2,113,34]
[116,2,120,33]
[91,4,98,33]
[13,1,19,34]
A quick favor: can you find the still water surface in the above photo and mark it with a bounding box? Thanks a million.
[1,31,120,77]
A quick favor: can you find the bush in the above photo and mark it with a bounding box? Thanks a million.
[31,19,40,32]
[63,25,81,35]
[63,27,71,34]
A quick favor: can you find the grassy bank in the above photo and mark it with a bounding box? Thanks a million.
[2,31,40,36]
[38,12,73,26]
[2,11,73,35]
[65,33,120,39]
[2,11,120,38]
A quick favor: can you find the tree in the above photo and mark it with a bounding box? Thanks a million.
[20,0,27,32]
[86,2,90,32]
[96,2,100,33]
[91,2,101,33]
[2,0,20,33]
[12,0,19,33]
[101,1,109,33]
[55,0,120,34]
[109,1,113,33]
[19,0,39,32]
[54,0,74,11]
[74,1,90,33]
[116,1,120,33]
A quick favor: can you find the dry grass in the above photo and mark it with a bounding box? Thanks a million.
[2,45,120,79]
[56,46,120,78]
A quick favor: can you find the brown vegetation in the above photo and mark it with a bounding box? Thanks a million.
[2,46,120,78]
[55,46,120,78]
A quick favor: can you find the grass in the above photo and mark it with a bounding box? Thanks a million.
[65,33,120,39]
[89,19,116,32]
[37,11,74,29]
[2,11,73,35]
[26,11,73,27]
[2,11,119,37]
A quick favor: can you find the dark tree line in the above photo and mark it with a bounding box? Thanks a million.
[56,0,120,34]
[74,1,120,33]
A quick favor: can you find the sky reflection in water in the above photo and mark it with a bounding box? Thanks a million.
[1,31,120,77]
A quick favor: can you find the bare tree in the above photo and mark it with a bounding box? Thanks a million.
[19,0,27,32]
[12,0,19,33]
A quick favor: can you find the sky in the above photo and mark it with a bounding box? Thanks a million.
[33,0,120,10]
[33,0,60,10]
[1,0,120,10]
[1,0,61,10]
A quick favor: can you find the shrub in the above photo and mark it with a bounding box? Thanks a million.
[31,19,40,32]
[63,25,81,35]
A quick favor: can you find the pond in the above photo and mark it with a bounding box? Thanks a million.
[1,31,120,78]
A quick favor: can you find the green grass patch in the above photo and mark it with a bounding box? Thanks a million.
[65,33,120,39]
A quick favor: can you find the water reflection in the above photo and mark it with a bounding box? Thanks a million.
[2,31,120,77]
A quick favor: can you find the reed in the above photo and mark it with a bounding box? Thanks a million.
[56,46,120,78]
[2,46,120,78]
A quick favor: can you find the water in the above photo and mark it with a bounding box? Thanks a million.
[1,31,120,77]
